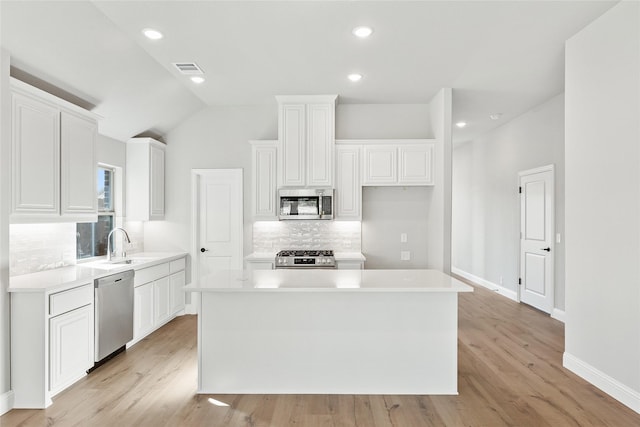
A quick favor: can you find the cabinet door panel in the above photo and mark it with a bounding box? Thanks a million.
[12,93,60,215]
[335,145,361,219]
[398,144,434,185]
[252,143,277,219]
[170,271,186,314]
[279,104,306,186]
[363,145,397,185]
[307,103,334,186]
[60,111,97,216]
[154,276,171,325]
[49,305,93,393]
[134,283,154,339]
[150,145,165,219]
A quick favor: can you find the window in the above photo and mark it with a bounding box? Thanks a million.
[76,167,115,259]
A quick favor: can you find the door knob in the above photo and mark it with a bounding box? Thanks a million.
[542,247,551,252]
[200,248,209,253]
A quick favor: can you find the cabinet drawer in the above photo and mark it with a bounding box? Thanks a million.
[49,284,93,316]
[169,258,186,273]
[135,262,170,286]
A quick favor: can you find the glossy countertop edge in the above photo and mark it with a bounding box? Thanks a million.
[184,269,473,293]
[8,252,188,294]
[245,252,366,261]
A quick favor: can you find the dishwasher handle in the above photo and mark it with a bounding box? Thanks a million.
[95,269,135,288]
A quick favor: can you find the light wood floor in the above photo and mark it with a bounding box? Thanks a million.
[3,282,640,427]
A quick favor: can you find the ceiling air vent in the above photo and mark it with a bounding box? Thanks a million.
[173,62,204,75]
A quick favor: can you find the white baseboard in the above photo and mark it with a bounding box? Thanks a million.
[551,308,566,323]
[451,267,518,302]
[563,352,640,414]
[0,390,14,415]
[185,303,197,315]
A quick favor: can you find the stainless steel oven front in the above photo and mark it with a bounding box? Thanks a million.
[275,250,336,269]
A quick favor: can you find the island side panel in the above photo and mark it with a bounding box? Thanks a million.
[198,291,459,394]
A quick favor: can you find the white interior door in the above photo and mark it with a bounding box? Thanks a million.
[194,169,243,278]
[519,165,554,313]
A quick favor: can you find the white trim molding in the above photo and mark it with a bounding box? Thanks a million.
[551,308,566,323]
[451,267,518,302]
[0,390,14,415]
[563,352,640,414]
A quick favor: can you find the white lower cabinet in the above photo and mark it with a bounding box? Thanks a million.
[170,271,186,314]
[246,260,275,270]
[49,304,94,394]
[154,276,171,325]
[131,256,187,346]
[336,261,364,270]
[10,282,94,408]
[134,282,155,340]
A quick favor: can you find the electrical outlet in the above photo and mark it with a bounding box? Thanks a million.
[499,276,503,285]
[401,251,411,261]
[556,233,561,244]
[343,240,351,248]
[400,233,408,243]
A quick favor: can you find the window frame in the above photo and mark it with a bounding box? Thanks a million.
[76,165,118,261]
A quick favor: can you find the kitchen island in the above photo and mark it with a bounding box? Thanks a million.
[185,269,472,395]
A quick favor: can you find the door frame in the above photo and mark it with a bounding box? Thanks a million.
[189,168,244,313]
[517,164,555,312]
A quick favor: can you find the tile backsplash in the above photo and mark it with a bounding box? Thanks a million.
[10,223,77,276]
[253,220,361,253]
[10,220,144,276]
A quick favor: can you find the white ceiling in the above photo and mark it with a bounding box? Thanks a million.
[0,1,617,142]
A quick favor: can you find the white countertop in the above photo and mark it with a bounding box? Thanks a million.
[9,252,188,293]
[185,269,473,293]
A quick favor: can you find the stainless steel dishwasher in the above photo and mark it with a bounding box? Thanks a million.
[94,269,134,363]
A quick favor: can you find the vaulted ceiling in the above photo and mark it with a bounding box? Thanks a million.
[1,1,616,142]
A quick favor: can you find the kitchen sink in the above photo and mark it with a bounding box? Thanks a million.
[108,258,149,265]
[81,257,155,270]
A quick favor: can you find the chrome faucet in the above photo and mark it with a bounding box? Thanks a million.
[107,227,131,261]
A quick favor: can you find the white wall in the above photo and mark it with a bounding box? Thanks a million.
[143,105,278,257]
[428,88,453,272]
[452,93,565,309]
[564,1,640,412]
[362,187,431,269]
[1,48,12,414]
[336,104,431,139]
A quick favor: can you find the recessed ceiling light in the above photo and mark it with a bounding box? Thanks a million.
[352,26,373,38]
[456,121,467,128]
[190,76,205,84]
[142,28,163,40]
[348,73,363,82]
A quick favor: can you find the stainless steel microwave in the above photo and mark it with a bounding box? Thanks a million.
[278,188,334,220]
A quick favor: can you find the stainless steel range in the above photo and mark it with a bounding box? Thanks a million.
[275,250,336,269]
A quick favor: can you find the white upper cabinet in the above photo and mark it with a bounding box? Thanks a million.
[361,140,435,186]
[398,144,434,185]
[363,145,397,185]
[335,143,361,220]
[11,79,98,223]
[60,111,97,218]
[250,140,278,220]
[277,95,337,188]
[306,103,334,186]
[126,137,165,221]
